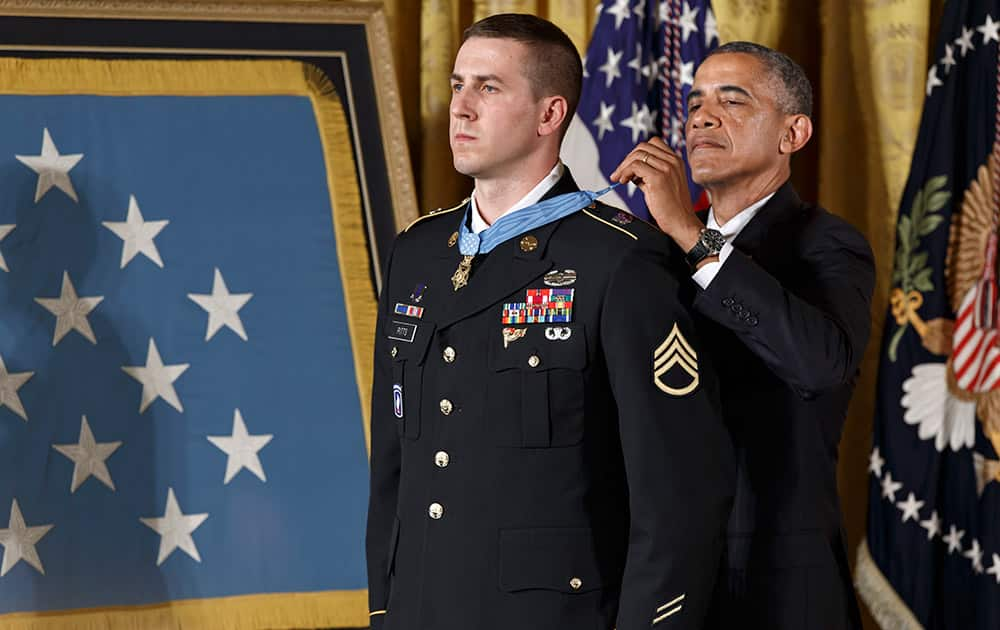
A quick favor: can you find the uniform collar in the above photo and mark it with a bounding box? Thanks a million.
[469,162,564,234]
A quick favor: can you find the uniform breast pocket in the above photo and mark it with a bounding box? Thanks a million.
[487,324,587,447]
[387,320,435,441]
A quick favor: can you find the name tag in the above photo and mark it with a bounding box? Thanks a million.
[388,320,418,343]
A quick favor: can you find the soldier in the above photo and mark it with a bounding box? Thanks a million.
[366,14,734,630]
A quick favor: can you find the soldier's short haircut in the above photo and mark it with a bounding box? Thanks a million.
[706,41,813,118]
[463,13,583,134]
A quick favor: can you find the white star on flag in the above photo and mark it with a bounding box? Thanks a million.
[627,43,644,83]
[868,447,885,477]
[0,224,14,272]
[102,194,169,269]
[704,7,719,47]
[607,0,631,29]
[941,44,957,73]
[926,65,943,96]
[139,488,209,566]
[678,60,695,87]
[207,409,274,484]
[963,538,985,574]
[621,101,653,143]
[598,46,624,88]
[122,338,190,414]
[15,128,84,203]
[979,14,1000,45]
[988,553,1000,584]
[0,499,54,576]
[52,416,122,493]
[880,471,902,501]
[943,525,965,554]
[592,101,616,141]
[896,492,924,522]
[34,271,104,346]
[678,1,700,43]
[0,353,33,422]
[187,268,253,341]
[919,510,941,540]
[633,0,646,23]
[955,26,975,56]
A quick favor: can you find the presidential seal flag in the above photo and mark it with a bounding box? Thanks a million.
[0,58,374,628]
[561,0,718,220]
[857,1,1000,627]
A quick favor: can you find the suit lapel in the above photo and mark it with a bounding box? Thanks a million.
[435,170,580,330]
[729,181,802,255]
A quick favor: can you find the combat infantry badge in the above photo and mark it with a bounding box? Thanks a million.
[543,269,577,287]
[653,323,699,396]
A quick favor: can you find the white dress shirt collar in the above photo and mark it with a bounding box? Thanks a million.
[469,162,564,234]
[705,191,776,241]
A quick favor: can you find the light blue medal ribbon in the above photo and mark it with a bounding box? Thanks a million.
[450,184,618,291]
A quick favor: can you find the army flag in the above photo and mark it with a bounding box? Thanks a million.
[561,0,718,220]
[0,59,373,628]
[857,1,1000,628]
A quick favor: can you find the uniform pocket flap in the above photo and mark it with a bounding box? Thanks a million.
[488,325,587,372]
[385,320,435,365]
[498,527,603,593]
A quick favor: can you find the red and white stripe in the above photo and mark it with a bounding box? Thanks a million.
[952,235,1000,391]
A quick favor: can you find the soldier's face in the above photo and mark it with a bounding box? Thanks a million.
[684,53,790,189]
[449,37,546,179]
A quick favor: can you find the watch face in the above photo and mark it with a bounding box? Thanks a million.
[702,228,726,253]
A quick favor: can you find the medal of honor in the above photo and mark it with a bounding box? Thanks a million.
[452,255,474,291]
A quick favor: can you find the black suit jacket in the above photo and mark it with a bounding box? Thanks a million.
[692,182,874,630]
[366,171,735,630]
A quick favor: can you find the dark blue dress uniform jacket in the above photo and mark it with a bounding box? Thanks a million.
[693,182,875,630]
[366,172,735,630]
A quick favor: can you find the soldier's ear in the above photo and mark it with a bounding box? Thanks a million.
[779,114,812,155]
[538,95,568,138]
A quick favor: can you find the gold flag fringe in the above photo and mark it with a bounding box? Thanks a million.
[0,589,368,629]
[0,57,373,629]
[854,538,924,630]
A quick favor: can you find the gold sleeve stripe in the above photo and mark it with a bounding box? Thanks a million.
[652,604,683,625]
[582,209,639,240]
[403,198,468,232]
[656,594,686,612]
[369,610,387,617]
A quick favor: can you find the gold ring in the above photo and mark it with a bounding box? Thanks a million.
[642,153,649,164]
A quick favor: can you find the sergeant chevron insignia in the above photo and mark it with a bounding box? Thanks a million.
[653,323,699,396]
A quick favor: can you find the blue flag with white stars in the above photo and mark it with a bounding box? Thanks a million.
[562,0,718,219]
[0,62,370,626]
[860,1,1000,628]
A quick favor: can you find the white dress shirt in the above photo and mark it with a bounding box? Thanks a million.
[469,162,564,234]
[691,192,776,289]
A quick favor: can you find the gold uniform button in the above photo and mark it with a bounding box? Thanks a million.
[439,399,454,415]
[443,346,456,363]
[527,355,541,368]
[520,235,538,252]
[428,502,444,519]
[435,451,450,468]
[569,577,583,590]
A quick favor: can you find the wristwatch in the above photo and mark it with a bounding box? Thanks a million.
[685,228,726,270]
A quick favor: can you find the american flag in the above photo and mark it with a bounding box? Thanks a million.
[561,0,719,220]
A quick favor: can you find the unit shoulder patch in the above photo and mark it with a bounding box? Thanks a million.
[653,323,699,396]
